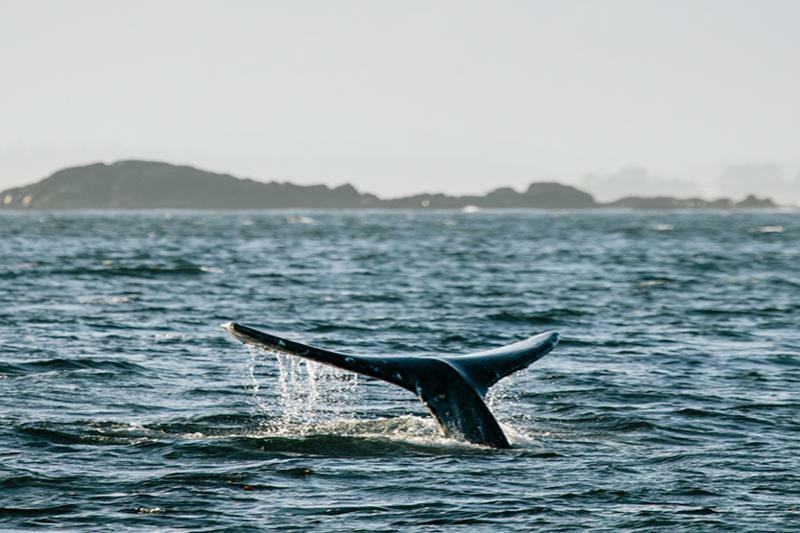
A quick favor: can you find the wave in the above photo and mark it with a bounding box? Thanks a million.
[488,308,588,325]
[0,504,77,517]
[64,263,209,278]
[0,358,152,377]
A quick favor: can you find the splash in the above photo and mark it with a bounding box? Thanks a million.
[242,345,535,447]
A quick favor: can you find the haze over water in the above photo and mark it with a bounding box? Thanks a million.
[3,1,800,201]
[1,210,798,530]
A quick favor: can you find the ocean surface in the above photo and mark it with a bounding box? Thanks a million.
[1,210,798,531]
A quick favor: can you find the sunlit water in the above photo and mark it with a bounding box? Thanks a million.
[1,210,798,530]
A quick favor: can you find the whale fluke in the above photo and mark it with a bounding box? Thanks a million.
[223,322,559,448]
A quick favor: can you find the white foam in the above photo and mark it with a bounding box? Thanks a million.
[755,225,784,233]
[286,215,315,225]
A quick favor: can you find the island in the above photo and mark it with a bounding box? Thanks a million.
[0,160,778,210]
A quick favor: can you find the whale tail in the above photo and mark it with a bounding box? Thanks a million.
[223,322,559,448]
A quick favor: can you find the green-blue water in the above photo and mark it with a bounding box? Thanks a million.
[1,210,798,530]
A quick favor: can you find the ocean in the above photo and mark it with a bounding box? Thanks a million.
[1,210,798,530]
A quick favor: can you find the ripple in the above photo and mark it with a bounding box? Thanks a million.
[1,211,799,531]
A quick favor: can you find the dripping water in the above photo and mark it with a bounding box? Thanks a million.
[245,344,361,433]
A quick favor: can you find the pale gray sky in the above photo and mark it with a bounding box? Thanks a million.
[1,0,799,201]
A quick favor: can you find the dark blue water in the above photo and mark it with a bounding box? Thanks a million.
[1,210,798,530]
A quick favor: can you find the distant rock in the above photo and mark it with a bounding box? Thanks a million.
[380,182,598,209]
[0,160,781,210]
[609,194,778,210]
[523,182,596,208]
[0,160,379,209]
[609,196,734,210]
[734,195,776,208]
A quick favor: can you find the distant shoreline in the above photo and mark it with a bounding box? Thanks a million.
[2,208,793,215]
[0,159,781,210]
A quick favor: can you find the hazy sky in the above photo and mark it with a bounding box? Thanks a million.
[2,0,799,201]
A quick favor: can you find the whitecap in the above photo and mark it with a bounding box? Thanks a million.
[755,225,784,233]
[637,279,670,288]
[78,295,130,305]
[286,215,315,224]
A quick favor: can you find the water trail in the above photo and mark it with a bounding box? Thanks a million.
[486,371,537,440]
[486,372,519,412]
[245,345,361,434]
[246,345,262,404]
